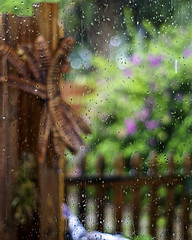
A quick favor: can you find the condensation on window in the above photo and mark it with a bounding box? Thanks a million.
[0,1,192,240]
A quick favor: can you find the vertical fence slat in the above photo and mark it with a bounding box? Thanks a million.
[59,156,65,240]
[130,153,142,236]
[78,157,87,226]
[0,13,19,240]
[181,154,192,240]
[34,3,59,51]
[148,151,158,238]
[33,4,61,239]
[114,154,124,233]
[165,153,175,240]
[96,155,105,232]
[6,14,20,240]
[0,17,9,238]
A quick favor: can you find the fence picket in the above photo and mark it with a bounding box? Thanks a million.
[78,157,87,226]
[147,151,158,238]
[181,154,192,240]
[64,152,192,238]
[114,154,124,233]
[165,153,175,240]
[130,153,142,236]
[96,155,105,232]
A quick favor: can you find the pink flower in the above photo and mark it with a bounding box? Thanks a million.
[131,54,141,65]
[183,48,192,58]
[136,107,150,122]
[125,118,137,135]
[61,203,70,218]
[149,55,163,67]
[145,120,160,130]
[149,137,157,146]
[146,96,155,107]
[150,82,158,92]
[174,93,183,102]
[123,68,132,77]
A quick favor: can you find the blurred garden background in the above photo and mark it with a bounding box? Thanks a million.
[47,0,192,175]
[1,0,192,239]
[3,1,192,167]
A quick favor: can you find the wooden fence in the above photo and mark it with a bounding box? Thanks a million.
[65,152,192,240]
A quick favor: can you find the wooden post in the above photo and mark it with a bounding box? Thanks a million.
[0,13,20,240]
[0,16,9,238]
[34,3,59,51]
[58,157,65,240]
[0,3,65,240]
[33,3,64,240]
[17,16,41,240]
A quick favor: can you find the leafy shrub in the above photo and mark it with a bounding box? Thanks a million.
[83,25,192,172]
[12,153,38,225]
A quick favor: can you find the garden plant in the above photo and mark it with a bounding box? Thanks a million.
[77,23,192,173]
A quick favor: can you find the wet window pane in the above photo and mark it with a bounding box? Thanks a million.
[0,1,192,240]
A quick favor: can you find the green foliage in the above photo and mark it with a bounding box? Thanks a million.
[131,236,152,240]
[83,24,192,171]
[124,7,136,40]
[12,154,38,225]
[0,0,64,16]
[60,0,96,37]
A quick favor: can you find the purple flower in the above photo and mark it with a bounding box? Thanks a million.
[131,54,141,65]
[125,118,137,135]
[183,48,192,58]
[145,120,160,130]
[174,93,183,102]
[149,137,157,146]
[149,55,163,67]
[61,203,70,218]
[123,68,132,77]
[150,82,158,92]
[136,107,150,122]
[146,96,155,108]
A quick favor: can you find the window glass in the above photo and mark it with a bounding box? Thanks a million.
[0,1,192,240]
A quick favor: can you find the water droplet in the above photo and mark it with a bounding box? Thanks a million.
[175,59,178,74]
[110,35,122,47]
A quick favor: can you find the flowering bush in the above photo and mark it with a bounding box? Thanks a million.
[83,25,192,171]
